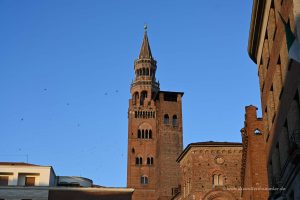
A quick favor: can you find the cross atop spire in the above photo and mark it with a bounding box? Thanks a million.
[139,25,153,59]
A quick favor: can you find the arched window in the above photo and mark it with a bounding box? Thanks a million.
[147,157,154,165]
[141,130,145,138]
[145,130,149,138]
[132,92,139,105]
[219,175,223,185]
[138,130,141,138]
[213,175,218,185]
[140,91,147,106]
[146,68,149,75]
[142,68,146,75]
[141,175,148,185]
[138,123,152,139]
[164,114,169,124]
[254,128,262,135]
[135,157,142,165]
[213,174,223,186]
[172,115,178,126]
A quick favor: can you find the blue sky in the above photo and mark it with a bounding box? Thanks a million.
[0,1,259,187]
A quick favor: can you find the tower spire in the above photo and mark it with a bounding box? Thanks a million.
[139,25,153,59]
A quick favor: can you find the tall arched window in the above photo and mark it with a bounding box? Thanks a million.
[145,130,149,138]
[138,130,141,138]
[132,92,139,105]
[164,114,169,124]
[213,174,223,186]
[149,130,152,139]
[135,157,142,165]
[141,175,148,185]
[140,91,147,105]
[172,115,178,126]
[141,130,145,138]
[147,157,154,165]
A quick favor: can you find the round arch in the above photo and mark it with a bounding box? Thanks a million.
[138,122,152,130]
[203,190,237,200]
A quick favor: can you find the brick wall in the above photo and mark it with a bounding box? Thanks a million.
[241,105,269,200]
[175,143,242,200]
[249,0,300,198]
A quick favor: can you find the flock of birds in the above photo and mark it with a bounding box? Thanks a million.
[19,88,120,122]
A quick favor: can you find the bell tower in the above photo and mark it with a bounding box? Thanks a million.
[130,25,160,106]
[127,27,183,200]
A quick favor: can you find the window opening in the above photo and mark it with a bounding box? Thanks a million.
[172,115,178,126]
[164,114,169,124]
[141,176,148,185]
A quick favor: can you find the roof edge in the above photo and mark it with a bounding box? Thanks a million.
[0,186,134,193]
[248,0,266,64]
[159,91,184,96]
[177,141,243,163]
[0,162,45,167]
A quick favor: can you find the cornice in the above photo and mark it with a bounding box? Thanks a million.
[248,0,266,63]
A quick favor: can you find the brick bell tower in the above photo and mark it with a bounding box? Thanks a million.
[127,26,184,200]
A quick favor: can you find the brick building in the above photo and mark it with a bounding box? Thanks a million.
[127,28,272,200]
[173,142,243,200]
[240,106,269,200]
[127,27,183,200]
[248,0,300,199]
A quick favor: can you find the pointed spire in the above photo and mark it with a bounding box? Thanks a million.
[139,24,153,59]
